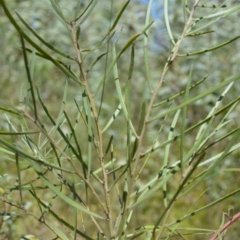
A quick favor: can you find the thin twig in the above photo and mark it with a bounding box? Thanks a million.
[21,109,107,234]
[69,20,113,237]
[132,0,200,179]
[209,212,240,240]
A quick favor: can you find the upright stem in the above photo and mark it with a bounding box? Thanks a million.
[132,0,200,178]
[70,21,113,238]
[130,2,201,238]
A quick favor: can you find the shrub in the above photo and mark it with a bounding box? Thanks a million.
[1,0,240,239]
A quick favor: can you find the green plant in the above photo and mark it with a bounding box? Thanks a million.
[1,0,240,239]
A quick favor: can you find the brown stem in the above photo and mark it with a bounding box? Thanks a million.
[69,21,113,237]
[130,1,201,239]
[209,212,240,240]
[21,110,107,233]
[132,0,201,179]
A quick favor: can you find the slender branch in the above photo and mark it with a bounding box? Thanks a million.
[21,109,108,233]
[209,212,240,240]
[132,0,201,177]
[153,152,205,239]
[129,1,201,238]
[69,20,113,237]
[0,196,103,239]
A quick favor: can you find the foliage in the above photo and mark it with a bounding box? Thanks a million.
[1,0,240,239]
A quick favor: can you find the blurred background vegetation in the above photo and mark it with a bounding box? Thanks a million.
[1,0,240,239]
